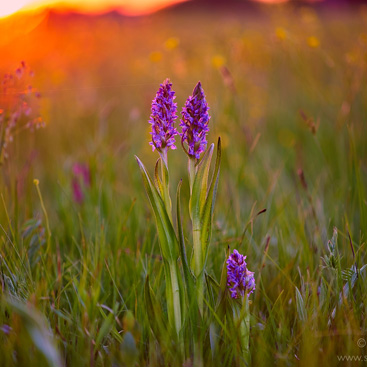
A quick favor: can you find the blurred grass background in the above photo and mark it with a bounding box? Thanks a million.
[0,4,367,366]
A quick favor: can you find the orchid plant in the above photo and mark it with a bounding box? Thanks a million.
[136,79,255,365]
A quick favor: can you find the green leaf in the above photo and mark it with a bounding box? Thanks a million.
[236,298,250,364]
[137,156,182,337]
[3,298,63,367]
[160,153,173,218]
[144,275,168,341]
[190,143,214,223]
[176,180,195,296]
[154,158,164,197]
[205,272,217,308]
[218,245,229,301]
[161,154,170,190]
[339,269,358,305]
[95,305,118,348]
[120,332,139,366]
[136,156,178,262]
[295,286,307,322]
[163,260,183,335]
[205,271,220,290]
[319,276,328,310]
[200,138,221,262]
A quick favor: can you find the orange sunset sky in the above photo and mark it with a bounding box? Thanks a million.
[0,0,188,18]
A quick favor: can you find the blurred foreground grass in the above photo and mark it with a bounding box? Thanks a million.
[0,5,367,366]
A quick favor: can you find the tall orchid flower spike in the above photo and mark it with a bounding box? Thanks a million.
[179,82,221,367]
[137,79,221,367]
[149,78,178,163]
[180,81,210,160]
[180,81,219,316]
[136,79,183,345]
[149,79,179,216]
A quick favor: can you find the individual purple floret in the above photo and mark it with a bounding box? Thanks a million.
[227,249,255,299]
[180,81,210,159]
[0,324,12,335]
[149,79,178,152]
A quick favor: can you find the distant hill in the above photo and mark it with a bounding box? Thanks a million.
[157,0,261,15]
[160,0,366,16]
[36,0,367,24]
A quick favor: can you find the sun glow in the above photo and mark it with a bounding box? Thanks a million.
[0,0,188,18]
[0,0,31,18]
[0,0,294,19]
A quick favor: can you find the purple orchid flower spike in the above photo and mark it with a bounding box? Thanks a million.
[227,249,255,299]
[149,79,178,156]
[180,81,210,160]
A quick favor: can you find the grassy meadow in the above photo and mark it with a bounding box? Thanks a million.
[1,4,367,366]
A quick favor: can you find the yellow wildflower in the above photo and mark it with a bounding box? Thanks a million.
[164,37,179,50]
[307,36,320,48]
[276,27,287,41]
[212,55,226,69]
[149,51,162,63]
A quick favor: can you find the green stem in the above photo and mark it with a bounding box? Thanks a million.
[194,339,203,367]
[189,157,204,314]
[189,157,204,367]
[235,298,250,365]
[34,179,51,253]
[193,227,204,312]
[188,157,196,196]
[159,150,182,341]
[160,148,172,221]
[169,262,182,336]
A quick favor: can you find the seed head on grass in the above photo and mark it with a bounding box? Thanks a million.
[0,62,45,162]
[180,81,210,159]
[227,250,255,299]
[149,79,178,153]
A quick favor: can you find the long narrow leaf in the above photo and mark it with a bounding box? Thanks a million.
[190,143,214,222]
[154,158,164,197]
[217,245,229,309]
[144,275,168,341]
[4,298,63,367]
[295,286,307,322]
[200,138,221,260]
[136,156,178,262]
[176,180,195,295]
